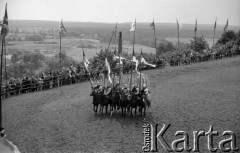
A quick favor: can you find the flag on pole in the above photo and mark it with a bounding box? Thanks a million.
[59,19,67,35]
[140,51,156,68]
[130,19,136,31]
[176,19,183,31]
[132,50,139,74]
[1,4,8,37]
[112,22,118,37]
[224,19,228,32]
[214,18,217,29]
[140,57,156,67]
[105,58,112,84]
[195,19,197,32]
[150,19,155,30]
[82,49,90,73]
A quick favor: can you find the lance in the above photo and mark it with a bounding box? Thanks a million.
[130,20,136,90]
[107,23,118,51]
[139,49,142,90]
[118,32,122,85]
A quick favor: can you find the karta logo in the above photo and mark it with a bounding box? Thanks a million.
[142,124,239,152]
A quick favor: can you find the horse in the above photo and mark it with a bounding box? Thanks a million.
[90,87,101,113]
[110,87,121,116]
[129,92,139,117]
[100,87,112,114]
[119,90,130,117]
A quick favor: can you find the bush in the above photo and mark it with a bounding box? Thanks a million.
[157,40,175,55]
[217,30,237,45]
[190,37,209,53]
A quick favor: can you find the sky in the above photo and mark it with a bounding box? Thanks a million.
[0,0,240,26]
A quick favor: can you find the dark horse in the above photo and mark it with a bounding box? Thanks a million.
[90,87,101,113]
[129,93,139,117]
[110,88,121,116]
[100,88,112,114]
[119,91,130,117]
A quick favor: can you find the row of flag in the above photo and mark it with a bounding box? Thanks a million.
[194,18,229,33]
[130,18,229,33]
[0,3,230,39]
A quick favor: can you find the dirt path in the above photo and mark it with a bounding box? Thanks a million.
[2,57,240,153]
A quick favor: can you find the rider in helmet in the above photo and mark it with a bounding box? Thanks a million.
[131,84,139,94]
[141,86,151,107]
[122,84,129,95]
[104,84,112,95]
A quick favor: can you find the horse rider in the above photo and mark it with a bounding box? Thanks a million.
[131,84,139,95]
[140,86,151,107]
[92,81,102,93]
[104,84,112,96]
[122,84,129,95]
[114,82,121,93]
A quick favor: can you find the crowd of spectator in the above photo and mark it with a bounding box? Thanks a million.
[1,64,99,99]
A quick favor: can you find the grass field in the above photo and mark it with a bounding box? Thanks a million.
[2,56,240,153]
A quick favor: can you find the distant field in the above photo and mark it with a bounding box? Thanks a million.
[7,34,221,62]
[7,38,156,61]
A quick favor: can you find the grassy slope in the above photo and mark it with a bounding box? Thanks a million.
[3,57,240,153]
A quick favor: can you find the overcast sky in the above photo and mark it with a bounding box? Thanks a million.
[0,0,240,26]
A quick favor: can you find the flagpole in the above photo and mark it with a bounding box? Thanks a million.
[178,28,179,51]
[213,26,216,48]
[195,30,196,40]
[107,33,114,51]
[195,19,197,40]
[195,20,197,53]
[153,19,157,59]
[0,3,7,137]
[0,38,4,133]
[133,19,136,54]
[60,33,62,70]
[130,19,136,90]
[194,29,196,40]
[4,42,7,87]
[107,23,118,51]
